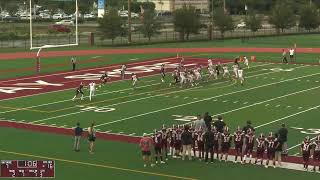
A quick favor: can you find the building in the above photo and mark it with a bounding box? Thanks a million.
[137,0,209,13]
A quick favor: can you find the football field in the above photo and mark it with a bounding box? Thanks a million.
[1,52,320,179]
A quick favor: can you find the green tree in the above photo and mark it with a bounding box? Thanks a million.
[98,8,124,44]
[173,4,201,41]
[245,12,262,34]
[6,1,19,16]
[269,1,296,34]
[213,8,234,38]
[298,4,320,31]
[139,9,161,42]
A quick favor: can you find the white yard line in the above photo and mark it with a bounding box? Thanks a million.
[94,69,320,128]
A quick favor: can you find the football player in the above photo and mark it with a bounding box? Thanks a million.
[88,81,96,101]
[72,82,84,101]
[232,63,239,78]
[173,125,183,158]
[153,129,165,164]
[237,67,245,86]
[195,127,205,160]
[222,64,230,78]
[301,136,312,170]
[221,127,232,162]
[255,133,266,165]
[265,132,277,168]
[161,125,169,161]
[244,56,249,69]
[179,71,187,87]
[100,71,110,87]
[242,129,255,164]
[208,59,213,68]
[131,73,138,88]
[213,126,221,160]
[233,126,244,163]
[312,135,320,171]
[160,64,166,83]
[208,65,218,81]
[120,64,127,80]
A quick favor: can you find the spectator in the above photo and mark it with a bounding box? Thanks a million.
[181,125,193,161]
[278,123,288,155]
[73,122,83,152]
[203,127,214,163]
[193,115,206,131]
[139,133,155,167]
[203,112,212,130]
[71,56,76,71]
[87,122,96,154]
[213,115,226,133]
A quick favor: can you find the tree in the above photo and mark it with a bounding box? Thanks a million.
[139,9,161,42]
[6,0,19,16]
[298,4,320,31]
[213,8,234,38]
[269,1,296,34]
[173,4,201,41]
[98,8,124,44]
[245,12,262,34]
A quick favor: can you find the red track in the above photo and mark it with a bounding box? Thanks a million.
[1,47,320,60]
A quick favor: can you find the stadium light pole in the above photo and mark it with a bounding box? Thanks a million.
[128,0,132,44]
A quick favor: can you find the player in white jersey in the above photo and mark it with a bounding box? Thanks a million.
[208,59,213,68]
[194,67,202,81]
[187,71,195,87]
[131,73,138,88]
[208,65,218,80]
[179,71,187,87]
[222,64,230,78]
[237,67,244,86]
[121,64,127,80]
[233,63,239,78]
[244,56,249,69]
[89,81,96,101]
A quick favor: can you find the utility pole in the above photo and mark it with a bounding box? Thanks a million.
[128,0,132,44]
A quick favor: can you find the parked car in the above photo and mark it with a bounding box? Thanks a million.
[3,15,20,22]
[84,13,96,19]
[48,24,71,33]
[55,20,74,26]
[131,13,139,18]
[119,12,128,18]
[237,22,246,28]
[52,14,63,20]
[39,13,51,19]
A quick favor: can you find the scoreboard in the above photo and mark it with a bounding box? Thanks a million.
[0,160,55,178]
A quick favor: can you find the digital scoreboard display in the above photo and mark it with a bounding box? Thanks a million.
[0,160,55,178]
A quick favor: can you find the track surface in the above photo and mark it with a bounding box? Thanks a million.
[1,47,320,60]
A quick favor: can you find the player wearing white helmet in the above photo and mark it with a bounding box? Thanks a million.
[88,81,96,101]
[222,64,230,78]
[244,56,249,69]
[237,67,244,86]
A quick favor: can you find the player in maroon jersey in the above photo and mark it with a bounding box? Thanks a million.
[233,126,244,163]
[265,132,277,168]
[168,126,175,157]
[161,125,169,161]
[72,82,84,101]
[301,136,312,170]
[255,133,266,165]
[173,125,183,158]
[221,127,232,161]
[195,127,205,160]
[312,135,320,171]
[213,126,221,160]
[242,129,255,164]
[153,129,165,164]
[190,124,197,158]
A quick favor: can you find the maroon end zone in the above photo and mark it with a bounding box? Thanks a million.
[0,57,232,101]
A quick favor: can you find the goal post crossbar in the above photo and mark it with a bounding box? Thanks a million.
[29,0,79,50]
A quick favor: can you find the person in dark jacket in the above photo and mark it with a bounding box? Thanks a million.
[278,123,288,155]
[203,127,214,163]
[213,115,226,133]
[181,125,193,160]
[203,112,213,130]
[74,122,83,152]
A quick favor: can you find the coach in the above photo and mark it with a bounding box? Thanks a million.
[71,56,77,71]
[74,122,83,152]
[278,123,288,155]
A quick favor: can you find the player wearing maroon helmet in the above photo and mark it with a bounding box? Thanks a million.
[173,125,183,158]
[265,132,277,168]
[312,135,320,171]
[301,136,312,170]
[221,127,232,162]
[153,129,165,164]
[255,133,266,165]
[168,126,175,157]
[195,127,205,160]
[161,125,169,161]
[213,126,221,160]
[233,127,244,163]
[72,82,84,101]
[160,64,166,83]
[242,130,255,164]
